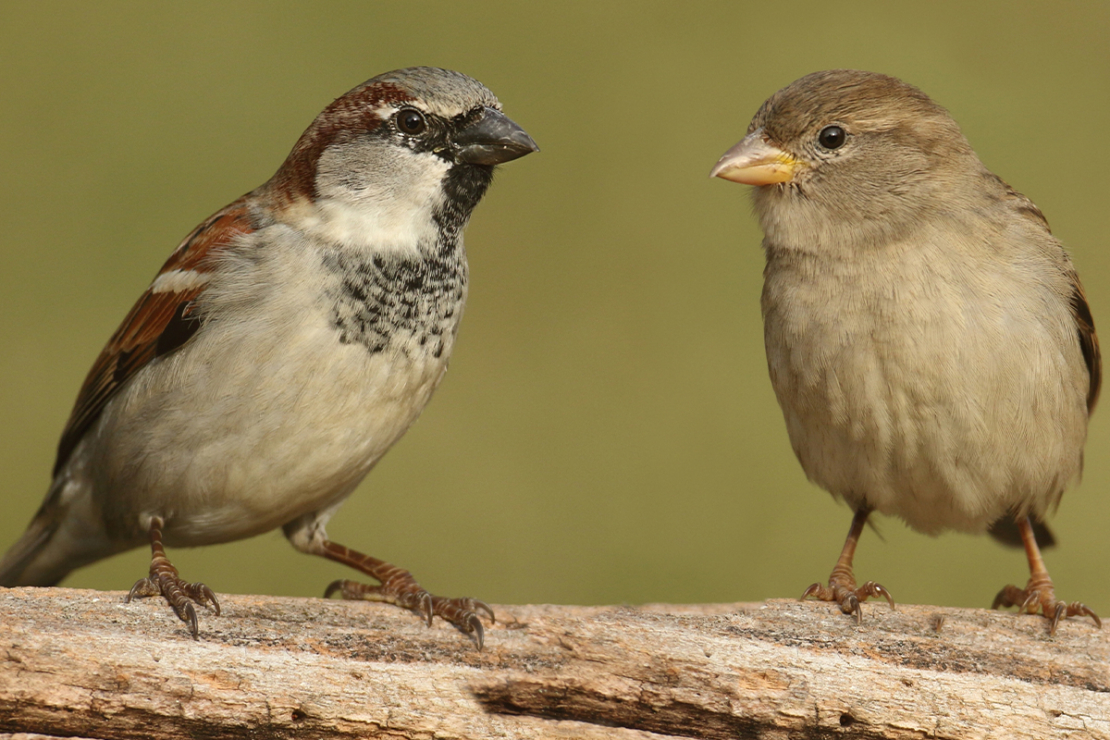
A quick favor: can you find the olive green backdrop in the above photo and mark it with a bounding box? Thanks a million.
[2,2,1108,620]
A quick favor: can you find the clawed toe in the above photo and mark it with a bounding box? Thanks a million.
[325,576,434,624]
[801,509,894,625]
[993,582,1101,635]
[991,517,1101,635]
[126,572,220,638]
[325,575,495,649]
[1047,601,1100,635]
[125,516,220,638]
[431,596,495,649]
[802,579,895,624]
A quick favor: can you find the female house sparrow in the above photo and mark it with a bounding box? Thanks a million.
[711,70,1099,634]
[0,67,537,648]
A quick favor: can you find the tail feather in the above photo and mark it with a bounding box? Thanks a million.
[988,516,1056,549]
[0,512,63,586]
[1,489,120,587]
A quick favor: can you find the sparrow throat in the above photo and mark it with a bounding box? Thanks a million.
[321,163,492,358]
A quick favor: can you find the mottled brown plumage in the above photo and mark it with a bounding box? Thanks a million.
[56,203,254,475]
[713,70,1099,633]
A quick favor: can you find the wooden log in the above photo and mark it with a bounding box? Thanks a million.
[0,587,1107,739]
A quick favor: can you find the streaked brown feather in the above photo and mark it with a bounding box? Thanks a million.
[991,171,1100,414]
[53,201,256,475]
[1069,275,1101,414]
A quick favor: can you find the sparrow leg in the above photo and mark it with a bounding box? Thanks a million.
[320,540,494,650]
[801,507,894,624]
[992,516,1100,635]
[125,516,220,638]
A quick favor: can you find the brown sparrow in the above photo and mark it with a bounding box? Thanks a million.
[711,70,1099,633]
[0,67,538,648]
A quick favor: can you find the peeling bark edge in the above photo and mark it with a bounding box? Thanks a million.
[1,588,1108,740]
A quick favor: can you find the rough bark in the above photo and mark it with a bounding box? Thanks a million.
[0,587,1107,739]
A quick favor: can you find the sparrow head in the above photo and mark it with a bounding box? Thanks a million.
[268,67,537,242]
[711,70,981,247]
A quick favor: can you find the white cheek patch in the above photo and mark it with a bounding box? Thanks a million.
[310,143,451,258]
[151,269,211,294]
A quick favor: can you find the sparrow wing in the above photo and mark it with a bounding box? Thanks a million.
[991,172,1101,414]
[1069,274,1101,414]
[53,200,256,476]
[987,177,1100,550]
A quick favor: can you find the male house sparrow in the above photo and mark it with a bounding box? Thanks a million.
[711,70,1099,633]
[0,67,537,648]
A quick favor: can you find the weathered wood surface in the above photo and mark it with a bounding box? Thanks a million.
[0,587,1107,739]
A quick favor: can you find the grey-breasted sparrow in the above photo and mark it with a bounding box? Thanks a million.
[0,67,537,648]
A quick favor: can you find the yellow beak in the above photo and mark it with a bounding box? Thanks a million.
[710,130,798,185]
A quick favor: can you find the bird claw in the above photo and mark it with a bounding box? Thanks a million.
[126,571,220,639]
[416,590,434,626]
[992,581,1101,635]
[801,579,894,625]
[325,577,494,649]
[123,516,220,638]
[431,596,495,650]
[859,581,895,610]
[464,614,485,650]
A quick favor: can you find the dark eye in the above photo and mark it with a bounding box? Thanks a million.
[818,125,846,150]
[397,108,427,135]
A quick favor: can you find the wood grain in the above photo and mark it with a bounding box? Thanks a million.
[1,588,1107,739]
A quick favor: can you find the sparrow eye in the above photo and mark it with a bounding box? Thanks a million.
[396,108,427,135]
[818,125,846,150]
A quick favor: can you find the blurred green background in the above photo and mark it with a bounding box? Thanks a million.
[2,2,1108,619]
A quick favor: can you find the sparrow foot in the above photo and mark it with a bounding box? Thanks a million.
[992,576,1101,635]
[325,577,494,649]
[801,507,895,624]
[125,516,220,638]
[801,578,894,624]
[992,516,1101,635]
[319,540,493,649]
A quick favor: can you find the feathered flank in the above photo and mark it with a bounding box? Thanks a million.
[54,202,257,476]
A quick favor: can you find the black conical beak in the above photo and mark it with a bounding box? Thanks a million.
[452,107,539,165]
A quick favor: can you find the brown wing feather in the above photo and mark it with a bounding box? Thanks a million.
[1070,274,1101,414]
[990,172,1101,414]
[985,176,1100,550]
[53,201,256,475]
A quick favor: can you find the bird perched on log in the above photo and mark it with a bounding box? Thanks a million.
[0,66,538,648]
[711,69,1099,634]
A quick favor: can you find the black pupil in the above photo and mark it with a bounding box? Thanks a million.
[399,110,425,134]
[819,125,845,149]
